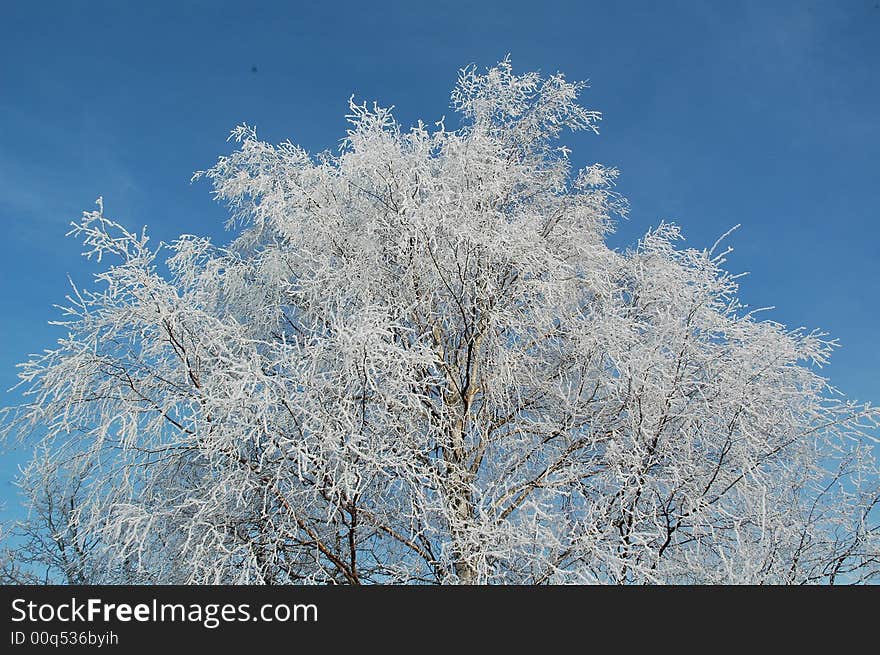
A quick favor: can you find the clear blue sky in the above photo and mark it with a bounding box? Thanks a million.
[1,0,878,514]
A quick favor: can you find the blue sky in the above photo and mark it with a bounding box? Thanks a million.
[1,0,878,514]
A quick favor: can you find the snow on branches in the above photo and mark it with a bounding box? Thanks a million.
[3,60,878,584]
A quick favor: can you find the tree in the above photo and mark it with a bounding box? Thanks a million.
[2,59,878,584]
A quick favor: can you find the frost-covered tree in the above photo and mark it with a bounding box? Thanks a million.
[3,59,878,584]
